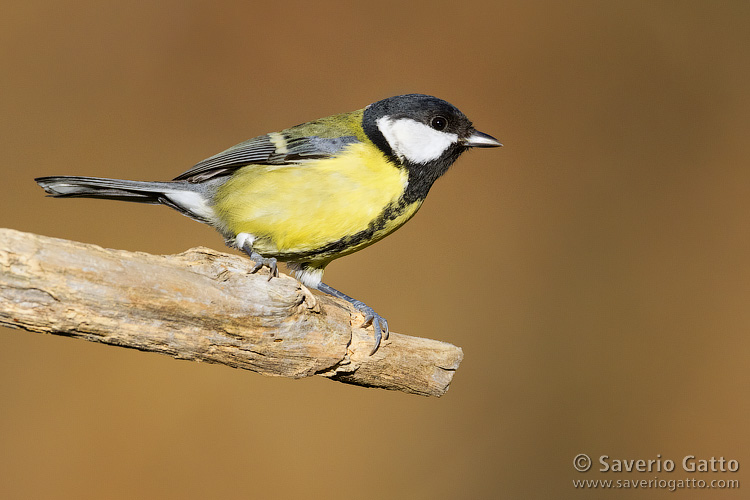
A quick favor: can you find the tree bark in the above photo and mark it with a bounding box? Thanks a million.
[0,228,462,397]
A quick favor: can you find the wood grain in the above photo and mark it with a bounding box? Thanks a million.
[0,228,462,396]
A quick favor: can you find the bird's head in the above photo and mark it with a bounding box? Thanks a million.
[362,94,501,200]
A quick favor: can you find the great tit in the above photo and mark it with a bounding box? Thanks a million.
[35,94,501,354]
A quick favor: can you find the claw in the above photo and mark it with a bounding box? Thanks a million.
[238,234,278,280]
[358,300,389,356]
[314,282,390,355]
[248,254,277,280]
[368,313,390,356]
[356,304,390,355]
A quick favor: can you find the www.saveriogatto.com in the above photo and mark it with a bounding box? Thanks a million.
[572,454,740,492]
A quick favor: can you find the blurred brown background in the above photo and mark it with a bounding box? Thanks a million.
[1,1,748,498]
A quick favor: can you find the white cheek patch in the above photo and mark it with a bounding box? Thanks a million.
[376,117,458,164]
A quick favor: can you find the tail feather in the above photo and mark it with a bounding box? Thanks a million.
[34,176,177,203]
[34,175,218,223]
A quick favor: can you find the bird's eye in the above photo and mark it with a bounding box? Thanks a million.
[430,116,447,131]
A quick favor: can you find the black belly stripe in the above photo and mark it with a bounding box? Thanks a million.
[278,197,413,264]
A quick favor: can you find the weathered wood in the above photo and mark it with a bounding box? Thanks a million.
[0,228,462,396]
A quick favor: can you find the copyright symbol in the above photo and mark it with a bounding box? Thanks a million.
[574,453,592,472]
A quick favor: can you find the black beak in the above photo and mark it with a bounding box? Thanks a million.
[460,130,502,148]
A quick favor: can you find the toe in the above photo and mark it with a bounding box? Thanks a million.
[365,311,388,355]
[369,319,383,355]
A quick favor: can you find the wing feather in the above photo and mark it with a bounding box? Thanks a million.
[174,133,360,182]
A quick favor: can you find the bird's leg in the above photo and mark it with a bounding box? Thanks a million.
[236,232,278,280]
[315,282,389,355]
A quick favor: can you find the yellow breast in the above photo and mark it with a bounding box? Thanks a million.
[213,142,413,259]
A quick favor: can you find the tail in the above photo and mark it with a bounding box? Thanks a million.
[35,176,217,223]
[36,176,177,203]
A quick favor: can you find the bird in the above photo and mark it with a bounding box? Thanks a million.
[35,93,501,354]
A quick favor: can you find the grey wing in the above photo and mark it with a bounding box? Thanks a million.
[174,133,360,182]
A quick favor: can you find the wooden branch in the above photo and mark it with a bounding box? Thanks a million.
[0,228,462,397]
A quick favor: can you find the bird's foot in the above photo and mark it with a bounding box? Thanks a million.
[315,282,389,355]
[236,232,278,280]
[248,254,278,280]
[357,303,389,356]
